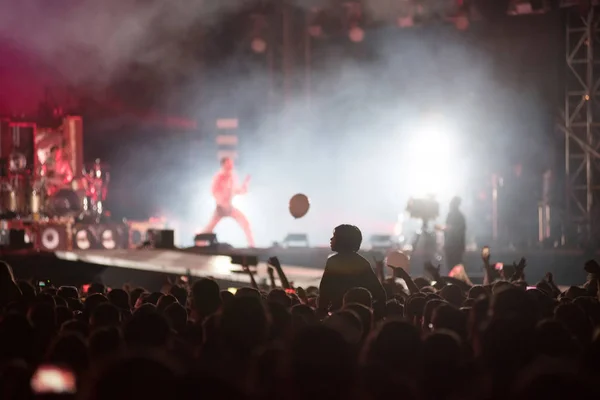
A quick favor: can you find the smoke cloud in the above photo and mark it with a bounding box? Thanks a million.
[0,0,251,85]
[0,1,559,247]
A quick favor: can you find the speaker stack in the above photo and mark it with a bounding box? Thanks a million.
[36,222,71,251]
[0,219,33,250]
[127,219,166,248]
[72,222,129,250]
[147,229,175,249]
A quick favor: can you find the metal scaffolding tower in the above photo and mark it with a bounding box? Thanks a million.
[562,7,600,240]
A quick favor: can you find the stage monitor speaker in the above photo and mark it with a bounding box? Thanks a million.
[283,233,309,248]
[148,229,175,249]
[128,220,166,248]
[37,224,70,251]
[0,229,30,249]
[99,223,128,250]
[73,223,129,250]
[370,234,394,251]
[194,233,218,248]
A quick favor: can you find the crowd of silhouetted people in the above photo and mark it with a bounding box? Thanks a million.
[1,224,600,400]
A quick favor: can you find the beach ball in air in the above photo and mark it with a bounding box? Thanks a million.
[386,250,410,272]
[289,194,310,219]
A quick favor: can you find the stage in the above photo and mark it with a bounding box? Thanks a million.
[1,248,324,291]
[1,245,592,292]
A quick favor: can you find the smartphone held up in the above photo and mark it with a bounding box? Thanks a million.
[31,364,76,395]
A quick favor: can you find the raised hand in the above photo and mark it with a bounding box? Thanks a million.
[515,257,527,273]
[511,257,526,281]
[296,287,309,305]
[584,259,600,274]
[482,247,491,264]
[424,261,441,280]
[267,256,281,268]
[268,256,291,290]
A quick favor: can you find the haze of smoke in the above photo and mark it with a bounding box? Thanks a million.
[0,0,253,84]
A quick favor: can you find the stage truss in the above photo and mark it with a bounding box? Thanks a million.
[562,6,600,240]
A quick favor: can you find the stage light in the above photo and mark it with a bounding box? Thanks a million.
[453,13,469,31]
[251,38,267,54]
[232,195,246,210]
[249,14,268,54]
[404,114,459,201]
[344,1,364,42]
[307,7,324,38]
[507,0,548,15]
[397,16,414,28]
[308,25,323,38]
[348,26,365,43]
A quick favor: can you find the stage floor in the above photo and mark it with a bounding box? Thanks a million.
[54,249,323,288]
[3,245,592,290]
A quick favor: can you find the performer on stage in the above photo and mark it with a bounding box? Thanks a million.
[43,146,74,196]
[42,145,79,215]
[203,157,255,247]
[444,196,466,271]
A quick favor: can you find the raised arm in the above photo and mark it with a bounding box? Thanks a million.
[234,175,250,195]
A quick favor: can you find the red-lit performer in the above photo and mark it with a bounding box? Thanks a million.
[203,157,255,247]
[44,146,74,196]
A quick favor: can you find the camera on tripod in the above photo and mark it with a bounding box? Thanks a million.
[406,197,440,222]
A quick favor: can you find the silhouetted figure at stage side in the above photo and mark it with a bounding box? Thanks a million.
[318,225,386,312]
[444,197,466,271]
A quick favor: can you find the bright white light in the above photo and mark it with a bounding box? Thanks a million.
[232,195,246,210]
[404,114,459,201]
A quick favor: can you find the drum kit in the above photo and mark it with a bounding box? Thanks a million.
[0,151,110,222]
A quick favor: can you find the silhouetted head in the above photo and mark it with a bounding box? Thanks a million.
[363,320,422,374]
[191,278,222,321]
[220,296,270,355]
[164,303,187,334]
[514,163,522,177]
[107,289,130,311]
[124,309,170,349]
[88,283,106,296]
[450,196,461,211]
[221,157,234,172]
[343,287,373,308]
[0,261,15,285]
[46,333,89,373]
[330,224,362,253]
[90,303,121,329]
[169,284,188,306]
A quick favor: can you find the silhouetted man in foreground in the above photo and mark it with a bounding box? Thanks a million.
[318,224,386,312]
[444,196,466,271]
